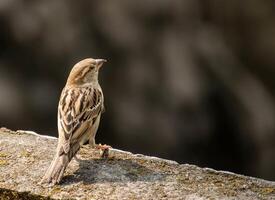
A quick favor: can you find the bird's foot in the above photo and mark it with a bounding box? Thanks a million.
[96,143,111,158]
[81,143,93,149]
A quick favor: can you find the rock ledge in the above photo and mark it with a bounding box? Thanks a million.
[0,127,274,200]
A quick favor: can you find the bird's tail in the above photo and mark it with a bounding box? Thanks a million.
[40,144,80,185]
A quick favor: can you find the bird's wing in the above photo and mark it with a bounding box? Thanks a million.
[57,86,103,154]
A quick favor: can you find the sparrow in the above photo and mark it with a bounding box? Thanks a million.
[41,58,109,185]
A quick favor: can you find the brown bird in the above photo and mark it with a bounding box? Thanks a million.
[41,58,109,185]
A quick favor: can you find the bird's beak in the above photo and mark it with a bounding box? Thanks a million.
[95,59,107,69]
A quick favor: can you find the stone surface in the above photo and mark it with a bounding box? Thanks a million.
[0,127,275,200]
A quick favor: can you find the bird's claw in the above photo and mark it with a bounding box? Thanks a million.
[96,143,111,158]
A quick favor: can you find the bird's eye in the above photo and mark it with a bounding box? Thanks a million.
[90,65,96,70]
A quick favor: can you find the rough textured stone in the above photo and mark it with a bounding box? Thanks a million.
[0,127,274,200]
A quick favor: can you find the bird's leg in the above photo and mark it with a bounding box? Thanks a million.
[80,134,96,149]
[88,137,96,148]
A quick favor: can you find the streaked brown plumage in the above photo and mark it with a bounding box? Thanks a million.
[41,58,107,185]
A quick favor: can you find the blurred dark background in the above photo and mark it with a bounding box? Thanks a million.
[0,1,275,180]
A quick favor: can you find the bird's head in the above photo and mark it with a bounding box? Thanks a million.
[66,58,106,86]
